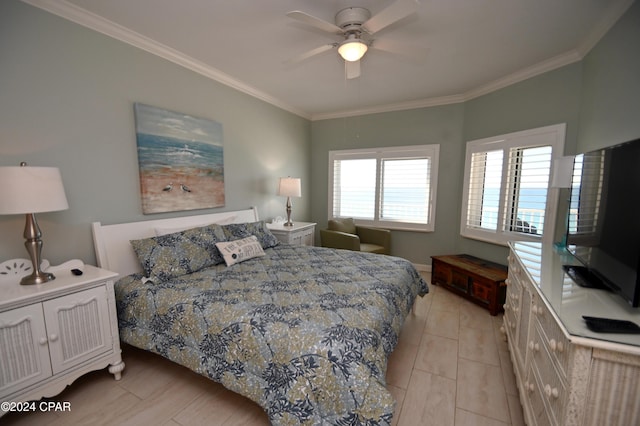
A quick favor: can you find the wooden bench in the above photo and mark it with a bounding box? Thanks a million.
[431,254,508,315]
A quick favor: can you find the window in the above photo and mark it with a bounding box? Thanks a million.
[460,124,566,245]
[329,145,439,231]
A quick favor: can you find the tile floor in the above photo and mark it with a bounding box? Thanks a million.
[2,273,525,425]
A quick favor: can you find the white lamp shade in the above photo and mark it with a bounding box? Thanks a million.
[278,177,301,198]
[0,166,69,214]
[338,40,368,62]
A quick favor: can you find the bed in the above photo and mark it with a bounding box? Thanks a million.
[92,207,428,425]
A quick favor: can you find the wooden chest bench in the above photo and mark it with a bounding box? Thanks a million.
[431,254,508,315]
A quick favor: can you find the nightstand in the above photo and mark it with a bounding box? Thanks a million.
[0,263,125,413]
[267,222,316,246]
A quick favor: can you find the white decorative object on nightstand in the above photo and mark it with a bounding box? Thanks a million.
[267,221,316,246]
[0,262,124,416]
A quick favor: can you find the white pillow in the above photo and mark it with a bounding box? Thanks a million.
[215,235,265,266]
[154,215,238,236]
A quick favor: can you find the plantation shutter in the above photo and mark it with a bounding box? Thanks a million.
[381,157,431,223]
[329,145,439,231]
[466,150,503,231]
[332,157,376,219]
[504,146,552,235]
[461,124,565,245]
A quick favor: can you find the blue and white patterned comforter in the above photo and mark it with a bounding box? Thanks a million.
[115,244,428,425]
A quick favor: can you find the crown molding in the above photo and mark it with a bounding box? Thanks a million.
[311,94,466,121]
[312,49,583,121]
[462,50,583,102]
[22,0,633,122]
[21,0,311,120]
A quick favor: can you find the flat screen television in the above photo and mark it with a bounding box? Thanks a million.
[564,138,640,307]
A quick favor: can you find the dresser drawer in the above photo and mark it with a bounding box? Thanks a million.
[525,361,557,426]
[529,323,568,425]
[531,295,570,379]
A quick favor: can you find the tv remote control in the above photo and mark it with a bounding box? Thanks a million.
[582,316,640,334]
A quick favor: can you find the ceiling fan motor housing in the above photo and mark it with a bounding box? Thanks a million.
[335,7,371,32]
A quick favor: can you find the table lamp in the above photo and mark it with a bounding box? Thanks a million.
[0,163,69,285]
[278,177,301,226]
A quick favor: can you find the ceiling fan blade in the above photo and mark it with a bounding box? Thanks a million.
[286,11,343,35]
[345,60,361,79]
[285,44,335,65]
[371,39,430,63]
[362,0,420,34]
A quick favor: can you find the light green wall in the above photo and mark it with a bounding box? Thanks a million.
[310,105,465,264]
[458,63,584,264]
[578,0,640,152]
[0,1,310,265]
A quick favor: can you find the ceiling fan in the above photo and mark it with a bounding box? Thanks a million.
[286,0,421,79]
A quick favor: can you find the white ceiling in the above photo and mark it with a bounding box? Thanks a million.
[25,0,634,120]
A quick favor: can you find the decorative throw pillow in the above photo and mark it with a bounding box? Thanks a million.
[221,221,279,249]
[130,223,227,282]
[215,235,265,267]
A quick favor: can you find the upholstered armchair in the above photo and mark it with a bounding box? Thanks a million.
[320,218,391,255]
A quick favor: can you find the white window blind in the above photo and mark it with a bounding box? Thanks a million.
[460,124,565,245]
[466,150,503,231]
[332,158,376,219]
[504,145,552,235]
[329,145,439,231]
[381,158,431,223]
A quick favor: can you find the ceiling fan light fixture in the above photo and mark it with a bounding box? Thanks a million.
[338,39,368,62]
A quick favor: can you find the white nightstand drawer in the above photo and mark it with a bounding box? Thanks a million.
[267,222,316,246]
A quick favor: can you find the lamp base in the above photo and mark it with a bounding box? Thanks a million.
[284,196,294,226]
[21,212,56,285]
[21,270,55,286]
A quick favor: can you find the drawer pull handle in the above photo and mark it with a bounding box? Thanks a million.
[528,341,540,352]
[544,384,560,399]
[49,334,59,342]
[39,337,48,345]
[548,339,564,353]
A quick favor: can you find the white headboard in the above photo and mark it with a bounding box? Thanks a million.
[92,207,259,277]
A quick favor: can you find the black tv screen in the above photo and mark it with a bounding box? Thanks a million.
[565,138,640,307]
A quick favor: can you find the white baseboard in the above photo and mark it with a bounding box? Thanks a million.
[413,263,432,273]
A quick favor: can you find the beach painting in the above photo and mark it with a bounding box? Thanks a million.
[134,103,225,214]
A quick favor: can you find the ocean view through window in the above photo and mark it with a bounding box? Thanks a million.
[460,124,565,245]
[329,145,439,232]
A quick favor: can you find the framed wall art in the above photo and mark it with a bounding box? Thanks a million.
[134,103,225,214]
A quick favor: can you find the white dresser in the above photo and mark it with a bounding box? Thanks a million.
[503,242,640,426]
[266,221,316,246]
[0,264,124,415]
